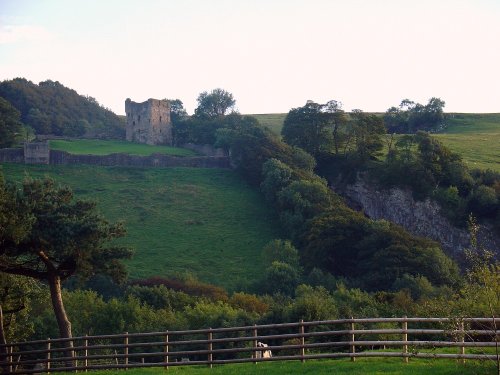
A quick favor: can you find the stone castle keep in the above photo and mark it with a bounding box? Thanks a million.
[125,98,172,145]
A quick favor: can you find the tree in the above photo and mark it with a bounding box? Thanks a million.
[324,100,349,155]
[0,175,133,353]
[281,101,333,158]
[384,97,446,133]
[350,110,386,162]
[167,99,188,124]
[194,88,235,119]
[0,97,23,148]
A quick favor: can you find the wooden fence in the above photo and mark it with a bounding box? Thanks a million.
[0,317,498,374]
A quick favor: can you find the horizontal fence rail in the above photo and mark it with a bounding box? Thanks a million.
[0,317,498,374]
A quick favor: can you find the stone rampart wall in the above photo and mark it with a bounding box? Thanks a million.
[0,148,24,163]
[1,147,231,169]
[50,150,230,168]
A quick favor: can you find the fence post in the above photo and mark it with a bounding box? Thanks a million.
[208,328,213,368]
[350,317,355,362]
[253,324,257,364]
[7,345,13,374]
[124,332,129,369]
[402,316,408,363]
[460,321,465,364]
[46,339,51,375]
[299,320,305,363]
[164,331,169,370]
[83,335,88,372]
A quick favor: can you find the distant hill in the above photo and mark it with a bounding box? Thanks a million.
[0,78,125,139]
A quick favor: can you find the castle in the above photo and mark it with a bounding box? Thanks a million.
[125,98,172,145]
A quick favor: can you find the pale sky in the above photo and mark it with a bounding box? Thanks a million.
[1,0,499,115]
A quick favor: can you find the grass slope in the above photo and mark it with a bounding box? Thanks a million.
[436,113,500,172]
[250,112,500,172]
[89,358,494,375]
[250,114,286,135]
[0,164,282,290]
[49,139,197,157]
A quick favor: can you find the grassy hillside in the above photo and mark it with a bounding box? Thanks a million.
[49,139,197,157]
[250,113,286,135]
[250,112,500,172]
[435,113,500,172]
[89,358,494,375]
[0,164,283,291]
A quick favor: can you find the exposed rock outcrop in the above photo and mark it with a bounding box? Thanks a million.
[334,177,499,259]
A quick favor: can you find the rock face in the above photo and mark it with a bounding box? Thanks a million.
[125,98,172,145]
[336,177,499,258]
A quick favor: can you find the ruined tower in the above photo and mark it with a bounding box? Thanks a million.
[125,98,172,145]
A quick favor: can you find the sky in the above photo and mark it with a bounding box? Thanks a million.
[0,0,499,115]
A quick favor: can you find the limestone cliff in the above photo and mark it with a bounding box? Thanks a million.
[333,177,499,259]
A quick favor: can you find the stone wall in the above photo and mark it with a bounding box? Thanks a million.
[50,150,230,168]
[336,177,499,258]
[0,148,24,163]
[181,143,227,157]
[125,98,172,145]
[24,142,50,164]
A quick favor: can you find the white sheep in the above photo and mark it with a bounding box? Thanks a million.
[255,341,272,359]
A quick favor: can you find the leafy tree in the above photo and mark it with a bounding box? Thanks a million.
[229,292,269,314]
[277,179,336,238]
[0,97,23,148]
[384,97,446,133]
[167,98,188,124]
[349,110,386,162]
[287,285,338,321]
[469,185,498,217]
[264,261,301,296]
[281,101,333,157]
[262,239,300,269]
[0,176,132,349]
[194,88,235,119]
[260,158,293,204]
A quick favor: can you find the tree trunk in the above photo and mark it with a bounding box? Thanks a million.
[47,274,75,367]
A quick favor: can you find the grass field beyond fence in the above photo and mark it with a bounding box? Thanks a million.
[0,164,282,290]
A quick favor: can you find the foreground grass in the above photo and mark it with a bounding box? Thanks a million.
[0,164,282,290]
[88,358,495,375]
[49,139,198,157]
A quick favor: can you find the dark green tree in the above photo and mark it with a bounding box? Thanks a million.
[167,99,188,124]
[350,110,386,162]
[281,101,333,158]
[0,175,133,349]
[0,97,23,148]
[194,88,235,119]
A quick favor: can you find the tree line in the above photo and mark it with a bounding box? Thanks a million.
[0,78,125,143]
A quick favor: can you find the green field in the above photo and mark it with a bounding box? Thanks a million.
[0,164,282,291]
[250,112,500,172]
[436,113,500,172]
[250,113,286,135]
[88,358,494,375]
[49,139,198,157]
